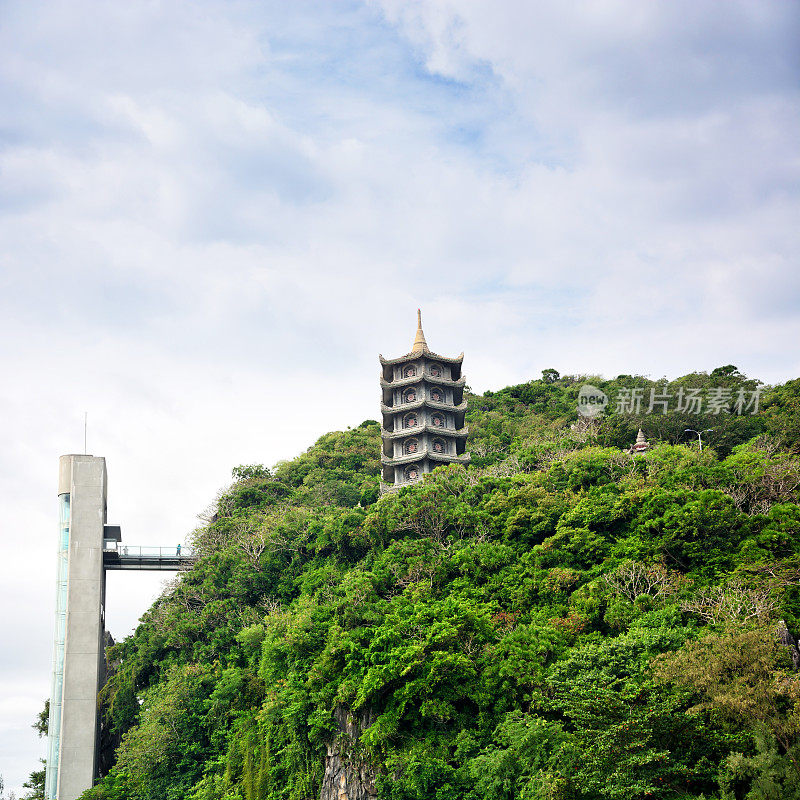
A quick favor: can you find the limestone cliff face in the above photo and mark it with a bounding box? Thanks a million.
[777,619,800,670]
[320,707,377,800]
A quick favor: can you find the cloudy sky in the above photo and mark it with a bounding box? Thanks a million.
[1,0,798,789]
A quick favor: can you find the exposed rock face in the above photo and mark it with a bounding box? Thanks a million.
[320,707,377,800]
[777,619,800,670]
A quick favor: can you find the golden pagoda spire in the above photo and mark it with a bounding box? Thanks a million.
[411,308,429,354]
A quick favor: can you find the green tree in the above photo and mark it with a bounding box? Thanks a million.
[655,625,800,792]
[82,370,800,800]
[22,762,45,800]
[542,368,560,384]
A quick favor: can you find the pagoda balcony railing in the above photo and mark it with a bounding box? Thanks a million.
[381,424,468,440]
[381,399,467,415]
[379,374,466,390]
[381,449,470,466]
[382,398,424,413]
[428,450,471,465]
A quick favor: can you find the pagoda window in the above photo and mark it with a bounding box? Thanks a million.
[404,388,417,403]
[429,363,443,378]
[430,386,444,403]
[405,464,420,482]
[403,365,417,378]
[404,413,418,429]
[404,438,419,455]
[431,413,445,428]
[432,438,446,454]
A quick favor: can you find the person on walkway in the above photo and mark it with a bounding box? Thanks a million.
[176,543,181,556]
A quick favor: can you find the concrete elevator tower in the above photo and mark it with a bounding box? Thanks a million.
[44,455,195,798]
[46,455,108,800]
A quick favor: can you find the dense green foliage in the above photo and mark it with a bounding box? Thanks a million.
[76,369,800,800]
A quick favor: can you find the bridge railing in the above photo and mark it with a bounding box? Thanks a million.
[103,541,195,558]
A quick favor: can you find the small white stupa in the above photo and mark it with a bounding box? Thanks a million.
[629,428,650,454]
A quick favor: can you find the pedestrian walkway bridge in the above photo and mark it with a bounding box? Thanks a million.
[102,541,198,571]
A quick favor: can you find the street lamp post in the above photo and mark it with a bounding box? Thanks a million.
[685,428,713,451]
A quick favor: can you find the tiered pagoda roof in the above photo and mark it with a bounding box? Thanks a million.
[379,351,464,367]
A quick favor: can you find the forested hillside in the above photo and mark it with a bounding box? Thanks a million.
[70,368,800,800]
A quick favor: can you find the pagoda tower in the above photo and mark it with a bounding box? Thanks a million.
[379,310,470,487]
